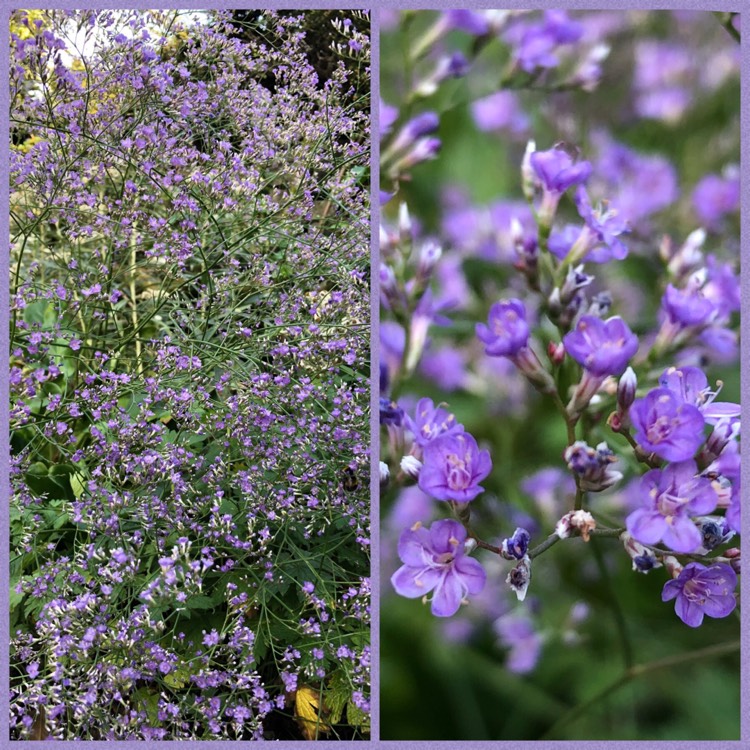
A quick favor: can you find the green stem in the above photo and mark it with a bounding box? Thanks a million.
[591,537,633,669]
[540,639,740,739]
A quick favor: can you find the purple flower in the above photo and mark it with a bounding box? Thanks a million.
[573,186,629,262]
[702,255,741,320]
[630,388,705,461]
[406,397,464,447]
[530,146,592,194]
[476,299,529,357]
[391,519,486,617]
[379,397,404,427]
[471,91,529,134]
[563,315,638,376]
[495,614,542,673]
[419,432,492,503]
[662,283,716,327]
[419,347,467,392]
[444,10,491,36]
[657,366,740,425]
[591,132,679,227]
[626,461,717,553]
[390,111,439,153]
[507,10,583,72]
[501,527,531,560]
[692,172,740,230]
[662,562,737,627]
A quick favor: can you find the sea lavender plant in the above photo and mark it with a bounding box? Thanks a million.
[10,9,370,741]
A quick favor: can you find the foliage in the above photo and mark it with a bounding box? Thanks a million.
[10,9,370,740]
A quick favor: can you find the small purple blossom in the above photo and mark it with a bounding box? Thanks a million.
[419,432,492,503]
[495,614,542,673]
[573,185,629,262]
[692,171,740,230]
[662,283,716,328]
[658,366,740,425]
[476,299,529,357]
[501,527,531,560]
[563,315,638,377]
[391,519,486,617]
[662,562,737,627]
[626,461,717,553]
[406,397,464,447]
[471,91,529,134]
[530,145,592,194]
[630,388,705,461]
[506,10,584,73]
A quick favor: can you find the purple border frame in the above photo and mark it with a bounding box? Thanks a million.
[2,2,747,748]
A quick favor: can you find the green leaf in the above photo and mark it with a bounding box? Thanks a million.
[185,592,224,611]
[346,699,370,732]
[133,688,160,724]
[70,472,86,499]
[163,666,191,690]
[325,672,350,725]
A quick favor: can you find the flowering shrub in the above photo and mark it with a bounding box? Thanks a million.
[380,9,739,740]
[10,9,370,740]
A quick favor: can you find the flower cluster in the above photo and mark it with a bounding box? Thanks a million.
[10,10,370,740]
[381,9,739,737]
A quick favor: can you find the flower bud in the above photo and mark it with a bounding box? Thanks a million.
[400,455,423,480]
[380,263,398,304]
[693,515,734,554]
[617,366,637,411]
[547,340,565,365]
[398,203,412,244]
[564,441,622,493]
[521,140,537,202]
[413,51,470,97]
[390,111,439,154]
[704,419,740,459]
[560,264,594,304]
[416,240,442,284]
[501,527,531,560]
[586,291,612,317]
[620,532,662,574]
[663,555,683,579]
[667,227,706,280]
[396,136,441,172]
[572,43,610,91]
[555,509,596,541]
[379,461,390,487]
[511,346,557,394]
[463,537,478,555]
[380,397,404,426]
[506,554,532,601]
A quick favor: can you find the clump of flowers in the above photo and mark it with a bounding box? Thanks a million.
[10,9,370,740]
[381,7,739,740]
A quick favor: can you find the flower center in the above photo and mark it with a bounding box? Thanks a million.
[682,578,708,605]
[656,490,687,521]
[446,453,470,490]
[646,415,676,444]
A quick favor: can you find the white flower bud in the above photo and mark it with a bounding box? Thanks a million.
[400,455,423,479]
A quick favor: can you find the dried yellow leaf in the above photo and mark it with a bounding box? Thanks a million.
[294,685,330,741]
